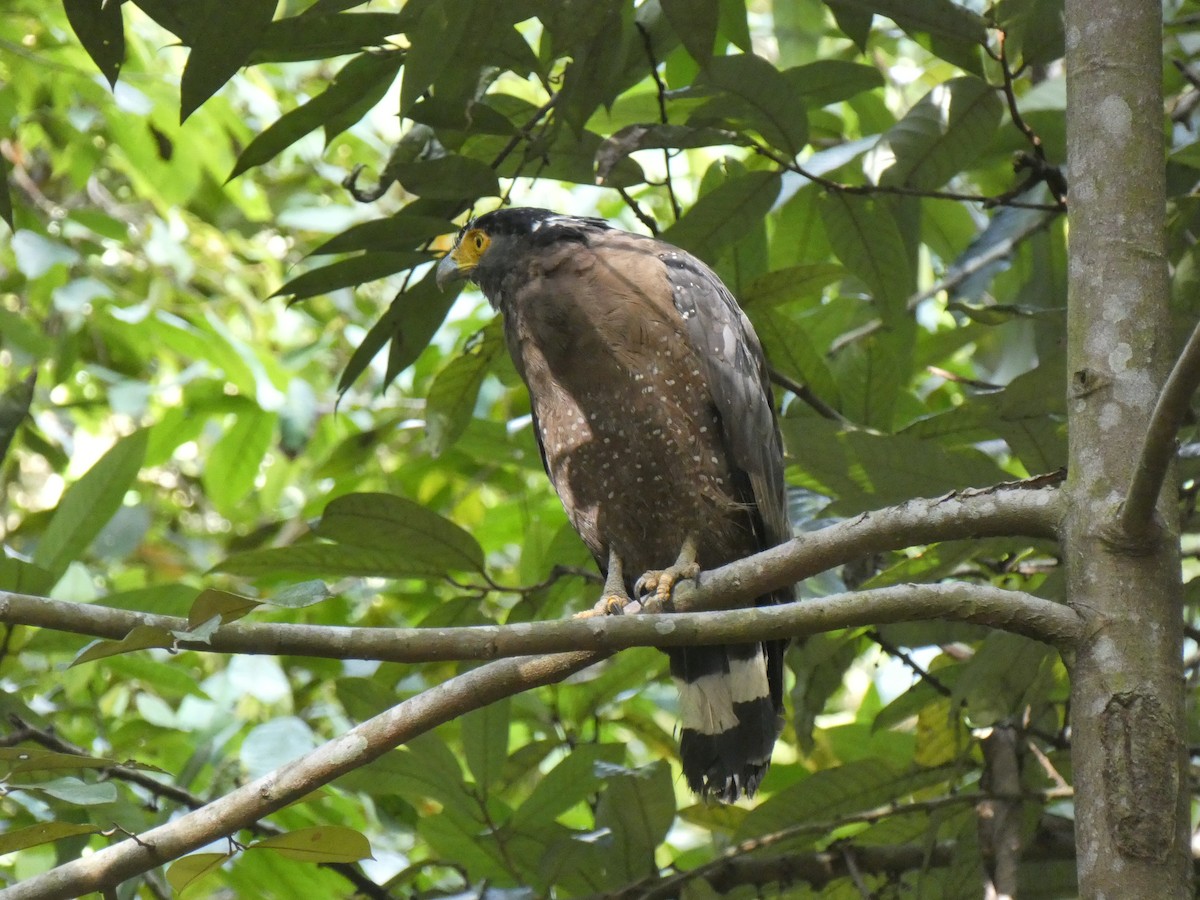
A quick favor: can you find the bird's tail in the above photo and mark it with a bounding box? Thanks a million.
[671,634,785,801]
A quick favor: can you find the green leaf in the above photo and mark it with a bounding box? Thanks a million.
[659,169,781,261]
[0,557,55,596]
[0,153,12,231]
[0,747,127,775]
[738,759,953,840]
[70,625,175,667]
[662,0,718,63]
[249,826,373,863]
[0,373,34,470]
[228,50,402,179]
[317,492,485,575]
[33,429,148,581]
[309,214,455,256]
[249,12,408,63]
[187,589,263,629]
[63,0,125,87]
[337,269,458,393]
[17,776,118,805]
[594,124,745,184]
[953,632,1053,727]
[780,419,1010,511]
[691,53,808,156]
[754,308,842,410]
[882,76,1003,190]
[997,0,1065,66]
[510,744,623,832]
[740,264,845,308]
[272,252,427,302]
[425,321,505,456]
[0,822,102,855]
[241,718,316,779]
[593,762,676,884]
[389,156,501,200]
[461,697,510,794]
[399,0,468,117]
[267,580,333,609]
[338,736,478,820]
[781,60,885,108]
[828,0,988,44]
[819,193,913,324]
[202,407,277,515]
[179,0,278,122]
[166,853,230,896]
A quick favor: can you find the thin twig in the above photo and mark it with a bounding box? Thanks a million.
[767,366,854,425]
[751,143,1064,212]
[1119,318,1200,541]
[868,629,953,697]
[635,22,681,222]
[827,212,1056,355]
[995,31,1067,205]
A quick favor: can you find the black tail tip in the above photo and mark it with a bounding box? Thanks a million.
[685,761,770,802]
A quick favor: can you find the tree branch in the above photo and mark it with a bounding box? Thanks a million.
[0,484,1070,663]
[1119,317,1200,541]
[1,483,1069,899]
[0,649,602,900]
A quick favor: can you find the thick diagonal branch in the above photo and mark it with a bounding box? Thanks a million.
[1120,318,1200,541]
[0,484,1067,661]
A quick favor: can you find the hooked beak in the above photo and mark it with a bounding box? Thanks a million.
[435,253,465,291]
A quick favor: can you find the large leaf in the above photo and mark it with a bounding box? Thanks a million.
[509,744,624,832]
[179,0,278,122]
[0,822,102,855]
[63,0,126,87]
[33,429,148,581]
[737,759,954,840]
[661,0,718,63]
[388,156,500,200]
[659,168,781,261]
[594,124,746,184]
[782,60,885,108]
[249,826,373,863]
[202,406,277,515]
[882,76,1004,190]
[316,492,485,574]
[272,251,427,302]
[228,50,402,180]
[424,320,505,456]
[819,192,913,326]
[250,11,407,63]
[690,53,809,157]
[593,762,676,885]
[827,0,988,45]
[461,697,510,794]
[166,854,230,896]
[309,214,455,256]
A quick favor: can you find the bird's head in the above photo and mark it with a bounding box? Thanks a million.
[435,207,607,292]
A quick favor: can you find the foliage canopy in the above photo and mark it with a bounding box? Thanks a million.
[1,0,1197,897]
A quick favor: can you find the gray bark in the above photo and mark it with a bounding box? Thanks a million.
[1064,0,1191,895]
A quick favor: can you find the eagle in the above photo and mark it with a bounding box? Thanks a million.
[436,207,791,800]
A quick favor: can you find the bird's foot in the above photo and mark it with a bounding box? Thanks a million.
[635,538,700,611]
[573,593,633,618]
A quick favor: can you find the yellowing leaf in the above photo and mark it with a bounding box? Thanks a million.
[247,826,373,863]
[167,853,230,895]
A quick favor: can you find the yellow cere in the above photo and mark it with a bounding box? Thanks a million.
[452,227,491,269]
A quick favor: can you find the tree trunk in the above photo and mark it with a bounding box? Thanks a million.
[1064,0,1191,895]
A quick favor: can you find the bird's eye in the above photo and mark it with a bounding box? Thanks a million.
[473,234,485,250]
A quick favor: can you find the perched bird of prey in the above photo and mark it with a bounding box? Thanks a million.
[436,207,791,800]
